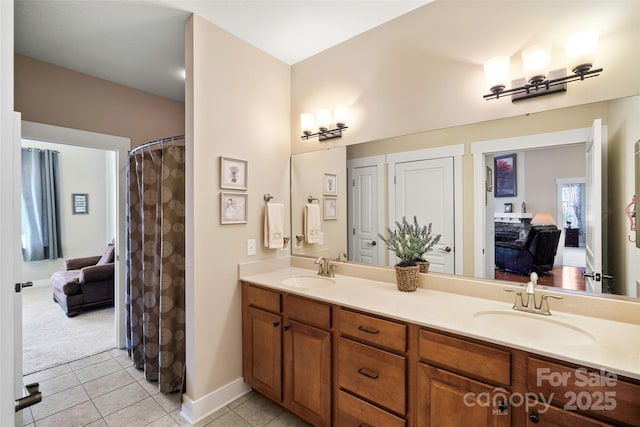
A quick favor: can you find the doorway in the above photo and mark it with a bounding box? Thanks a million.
[20,121,129,376]
[472,124,605,292]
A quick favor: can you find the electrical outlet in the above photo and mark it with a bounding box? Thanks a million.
[247,239,256,256]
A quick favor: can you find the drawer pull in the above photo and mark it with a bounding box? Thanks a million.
[358,325,380,334]
[358,424,372,427]
[357,368,379,380]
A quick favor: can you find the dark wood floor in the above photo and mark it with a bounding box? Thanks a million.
[494,266,586,292]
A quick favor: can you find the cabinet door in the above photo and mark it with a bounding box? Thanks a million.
[243,306,282,402]
[525,401,614,426]
[417,363,510,427]
[284,319,332,427]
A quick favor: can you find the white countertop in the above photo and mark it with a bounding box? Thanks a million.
[240,266,640,381]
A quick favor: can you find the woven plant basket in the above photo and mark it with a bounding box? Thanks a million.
[416,260,430,273]
[394,265,420,292]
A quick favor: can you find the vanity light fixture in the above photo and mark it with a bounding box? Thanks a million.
[300,106,349,141]
[483,31,602,102]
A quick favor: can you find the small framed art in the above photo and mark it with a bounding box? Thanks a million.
[323,197,337,220]
[494,153,517,197]
[324,173,337,195]
[221,192,247,224]
[72,193,89,214]
[220,157,248,190]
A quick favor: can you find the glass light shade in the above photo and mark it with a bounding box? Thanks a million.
[522,45,551,84]
[483,56,510,93]
[531,212,556,226]
[565,31,598,73]
[316,109,331,131]
[334,106,348,127]
[300,112,315,135]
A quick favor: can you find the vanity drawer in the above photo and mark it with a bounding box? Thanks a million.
[243,284,281,313]
[284,294,331,329]
[338,308,407,353]
[418,329,511,387]
[338,337,406,415]
[337,390,406,427]
[528,357,640,426]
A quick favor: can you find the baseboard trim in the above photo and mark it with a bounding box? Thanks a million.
[180,378,251,424]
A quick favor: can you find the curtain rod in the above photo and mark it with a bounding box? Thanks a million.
[130,135,185,155]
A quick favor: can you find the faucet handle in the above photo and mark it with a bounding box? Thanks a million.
[504,289,525,308]
[328,263,338,277]
[539,294,563,314]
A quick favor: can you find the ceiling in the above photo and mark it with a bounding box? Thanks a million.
[14,0,430,102]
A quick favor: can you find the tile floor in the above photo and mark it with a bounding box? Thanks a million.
[21,348,310,427]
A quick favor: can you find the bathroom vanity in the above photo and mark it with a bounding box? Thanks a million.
[240,260,640,426]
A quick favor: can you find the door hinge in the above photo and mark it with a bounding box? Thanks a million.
[394,176,396,185]
[352,228,356,235]
[352,178,355,186]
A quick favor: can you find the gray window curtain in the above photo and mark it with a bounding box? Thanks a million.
[21,147,63,261]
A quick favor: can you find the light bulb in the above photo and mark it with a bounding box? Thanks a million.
[566,31,598,74]
[334,106,348,128]
[316,109,331,131]
[300,113,315,135]
[522,45,551,85]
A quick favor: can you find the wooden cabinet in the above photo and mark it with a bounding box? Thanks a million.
[242,284,332,426]
[526,357,640,426]
[417,329,511,426]
[242,282,640,426]
[336,308,409,425]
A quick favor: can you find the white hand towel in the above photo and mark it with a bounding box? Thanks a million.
[305,203,321,244]
[264,203,284,249]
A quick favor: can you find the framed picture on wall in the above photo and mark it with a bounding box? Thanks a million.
[72,193,89,214]
[494,153,517,197]
[324,173,337,195]
[220,157,248,190]
[220,192,247,224]
[323,197,337,220]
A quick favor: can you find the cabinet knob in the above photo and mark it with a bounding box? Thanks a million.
[528,412,540,424]
[497,401,507,413]
[283,325,291,331]
[273,321,280,327]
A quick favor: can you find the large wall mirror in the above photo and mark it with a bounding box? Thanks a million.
[291,95,640,300]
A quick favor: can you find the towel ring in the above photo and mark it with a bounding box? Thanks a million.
[307,196,319,204]
[264,194,274,202]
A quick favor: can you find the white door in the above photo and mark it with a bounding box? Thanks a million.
[584,119,604,293]
[391,157,455,273]
[350,165,380,264]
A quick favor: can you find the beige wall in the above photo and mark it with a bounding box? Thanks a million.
[15,55,185,148]
[291,1,640,154]
[20,140,112,283]
[291,147,347,258]
[186,14,290,403]
[523,144,586,220]
[608,96,640,296]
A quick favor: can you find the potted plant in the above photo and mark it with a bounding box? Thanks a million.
[378,216,441,292]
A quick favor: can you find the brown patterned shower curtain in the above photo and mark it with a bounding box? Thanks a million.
[126,138,186,393]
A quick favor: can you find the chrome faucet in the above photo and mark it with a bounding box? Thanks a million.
[505,272,563,316]
[314,256,338,277]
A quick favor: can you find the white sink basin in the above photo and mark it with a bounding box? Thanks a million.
[280,275,336,289]
[473,310,595,346]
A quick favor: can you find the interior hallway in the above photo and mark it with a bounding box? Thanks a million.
[21,349,308,427]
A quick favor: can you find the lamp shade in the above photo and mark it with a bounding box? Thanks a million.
[522,45,551,84]
[300,113,315,135]
[334,106,348,127]
[484,56,510,93]
[565,31,598,73]
[316,109,331,131]
[531,212,556,226]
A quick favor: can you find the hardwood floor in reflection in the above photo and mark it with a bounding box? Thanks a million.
[494,266,586,292]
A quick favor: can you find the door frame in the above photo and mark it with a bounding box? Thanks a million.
[347,155,386,264]
[387,144,464,274]
[1,0,16,423]
[21,121,130,349]
[471,126,607,279]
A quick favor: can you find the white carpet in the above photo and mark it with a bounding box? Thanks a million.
[22,286,115,374]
